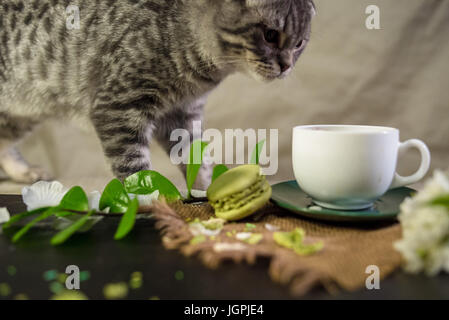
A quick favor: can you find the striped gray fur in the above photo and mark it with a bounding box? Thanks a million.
[0,0,314,186]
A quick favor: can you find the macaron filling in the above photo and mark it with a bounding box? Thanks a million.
[211,176,270,213]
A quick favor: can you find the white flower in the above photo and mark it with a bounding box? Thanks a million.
[394,170,449,276]
[0,207,10,224]
[22,181,66,211]
[128,190,160,207]
[400,170,449,216]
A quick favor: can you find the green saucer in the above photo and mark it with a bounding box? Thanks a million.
[271,180,415,222]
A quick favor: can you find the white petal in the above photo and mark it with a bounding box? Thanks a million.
[22,181,66,211]
[434,170,449,192]
[137,190,160,206]
[88,191,102,211]
[191,189,207,198]
[0,207,10,224]
[128,190,160,207]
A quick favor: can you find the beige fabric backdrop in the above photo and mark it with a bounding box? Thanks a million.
[1,0,448,194]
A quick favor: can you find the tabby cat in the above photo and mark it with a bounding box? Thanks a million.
[0,0,315,188]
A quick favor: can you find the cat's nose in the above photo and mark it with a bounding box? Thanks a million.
[278,53,293,74]
[279,61,291,73]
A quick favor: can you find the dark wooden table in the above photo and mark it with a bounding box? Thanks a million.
[0,195,448,300]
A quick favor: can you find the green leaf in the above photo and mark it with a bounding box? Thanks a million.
[54,211,76,218]
[99,179,130,213]
[52,214,103,233]
[59,186,89,212]
[114,198,139,240]
[431,194,449,207]
[51,211,95,246]
[124,170,182,201]
[212,165,229,182]
[12,207,57,243]
[250,139,266,165]
[2,207,49,229]
[186,140,209,198]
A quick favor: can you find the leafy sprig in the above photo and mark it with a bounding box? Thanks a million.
[124,171,182,201]
[51,210,95,245]
[114,198,139,240]
[100,179,132,213]
[2,139,267,245]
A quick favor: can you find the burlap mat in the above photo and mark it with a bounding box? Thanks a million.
[151,200,402,296]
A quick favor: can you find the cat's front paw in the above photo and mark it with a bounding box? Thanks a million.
[8,166,54,184]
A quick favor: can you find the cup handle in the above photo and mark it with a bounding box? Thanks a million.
[390,139,431,189]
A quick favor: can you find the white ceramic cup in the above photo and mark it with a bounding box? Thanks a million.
[292,125,431,210]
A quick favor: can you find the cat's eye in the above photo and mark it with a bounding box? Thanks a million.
[296,39,305,50]
[264,29,280,44]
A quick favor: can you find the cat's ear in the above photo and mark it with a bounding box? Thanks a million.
[311,1,317,16]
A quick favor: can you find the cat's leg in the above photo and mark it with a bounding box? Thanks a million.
[90,106,154,181]
[0,114,52,183]
[0,147,53,183]
[154,103,213,190]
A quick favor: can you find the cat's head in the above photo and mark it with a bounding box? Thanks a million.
[199,0,315,81]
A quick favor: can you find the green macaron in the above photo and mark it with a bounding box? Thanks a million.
[207,165,272,221]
